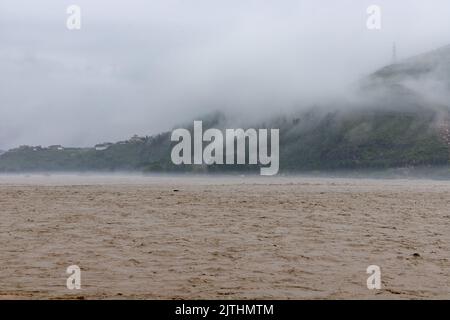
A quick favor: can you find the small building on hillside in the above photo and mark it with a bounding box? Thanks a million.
[48,145,64,151]
[129,134,146,143]
[95,143,113,151]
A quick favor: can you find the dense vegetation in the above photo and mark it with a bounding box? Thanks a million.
[0,106,448,173]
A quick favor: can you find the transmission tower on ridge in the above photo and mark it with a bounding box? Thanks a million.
[392,42,397,64]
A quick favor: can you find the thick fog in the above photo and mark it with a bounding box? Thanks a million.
[1,0,450,150]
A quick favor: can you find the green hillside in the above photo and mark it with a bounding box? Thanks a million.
[1,45,450,173]
[0,106,448,173]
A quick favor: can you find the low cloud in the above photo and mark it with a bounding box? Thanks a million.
[1,0,450,149]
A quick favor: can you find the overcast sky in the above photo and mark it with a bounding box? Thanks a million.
[1,0,450,149]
